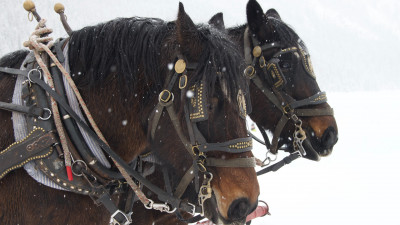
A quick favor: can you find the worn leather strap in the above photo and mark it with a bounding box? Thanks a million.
[295,107,334,117]
[0,101,45,118]
[96,192,130,225]
[205,157,256,168]
[197,136,253,153]
[174,165,195,198]
[0,129,57,179]
[256,153,300,176]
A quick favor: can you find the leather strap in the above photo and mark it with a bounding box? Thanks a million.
[205,157,256,168]
[0,101,46,118]
[96,192,131,225]
[256,152,300,176]
[0,128,57,179]
[174,165,195,198]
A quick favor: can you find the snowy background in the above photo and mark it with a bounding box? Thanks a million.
[1,0,399,224]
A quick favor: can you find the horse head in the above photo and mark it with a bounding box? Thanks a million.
[145,3,259,224]
[241,0,338,161]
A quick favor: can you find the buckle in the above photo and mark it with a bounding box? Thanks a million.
[38,108,52,120]
[259,56,266,68]
[282,104,292,114]
[244,65,255,78]
[27,68,42,83]
[109,210,132,225]
[159,90,174,103]
[187,202,197,216]
[179,75,187,89]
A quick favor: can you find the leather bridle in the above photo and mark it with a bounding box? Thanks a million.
[243,27,334,166]
[148,57,256,220]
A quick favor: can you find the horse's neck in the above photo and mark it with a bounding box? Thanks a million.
[80,80,150,163]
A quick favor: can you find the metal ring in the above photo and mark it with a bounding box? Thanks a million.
[266,151,278,162]
[71,160,88,177]
[28,69,42,83]
[38,108,52,120]
[28,11,34,22]
[144,199,154,209]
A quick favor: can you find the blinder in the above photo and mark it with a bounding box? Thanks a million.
[300,49,316,79]
[188,79,208,122]
[266,58,287,89]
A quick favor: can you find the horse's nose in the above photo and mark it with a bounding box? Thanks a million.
[227,198,250,221]
[321,126,338,149]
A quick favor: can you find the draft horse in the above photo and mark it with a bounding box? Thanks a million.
[0,3,259,225]
[228,0,338,161]
[137,0,339,224]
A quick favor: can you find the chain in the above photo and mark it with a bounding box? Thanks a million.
[293,119,307,156]
[198,172,213,216]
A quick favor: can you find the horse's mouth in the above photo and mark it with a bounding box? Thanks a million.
[303,129,336,161]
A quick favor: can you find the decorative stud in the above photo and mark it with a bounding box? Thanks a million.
[175,59,186,74]
[54,3,65,13]
[23,0,36,12]
[253,46,262,58]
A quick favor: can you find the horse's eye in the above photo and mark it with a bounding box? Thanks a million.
[281,62,291,69]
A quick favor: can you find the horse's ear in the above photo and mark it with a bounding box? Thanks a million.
[266,8,281,20]
[208,12,225,30]
[176,2,203,59]
[246,0,274,42]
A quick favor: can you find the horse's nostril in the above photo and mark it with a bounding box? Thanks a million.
[321,126,338,149]
[227,198,250,221]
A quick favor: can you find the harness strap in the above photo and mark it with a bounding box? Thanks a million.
[205,157,256,167]
[289,92,328,109]
[174,165,195,198]
[256,152,300,176]
[270,115,290,154]
[0,128,57,179]
[197,137,253,153]
[0,101,46,118]
[97,193,131,225]
[295,107,334,117]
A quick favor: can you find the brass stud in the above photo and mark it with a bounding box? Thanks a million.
[54,3,65,13]
[175,59,186,74]
[23,0,35,12]
[253,46,262,58]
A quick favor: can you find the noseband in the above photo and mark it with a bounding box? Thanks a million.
[243,27,334,161]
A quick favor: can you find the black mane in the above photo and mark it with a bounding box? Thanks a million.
[268,17,309,53]
[68,17,246,102]
[228,18,308,53]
